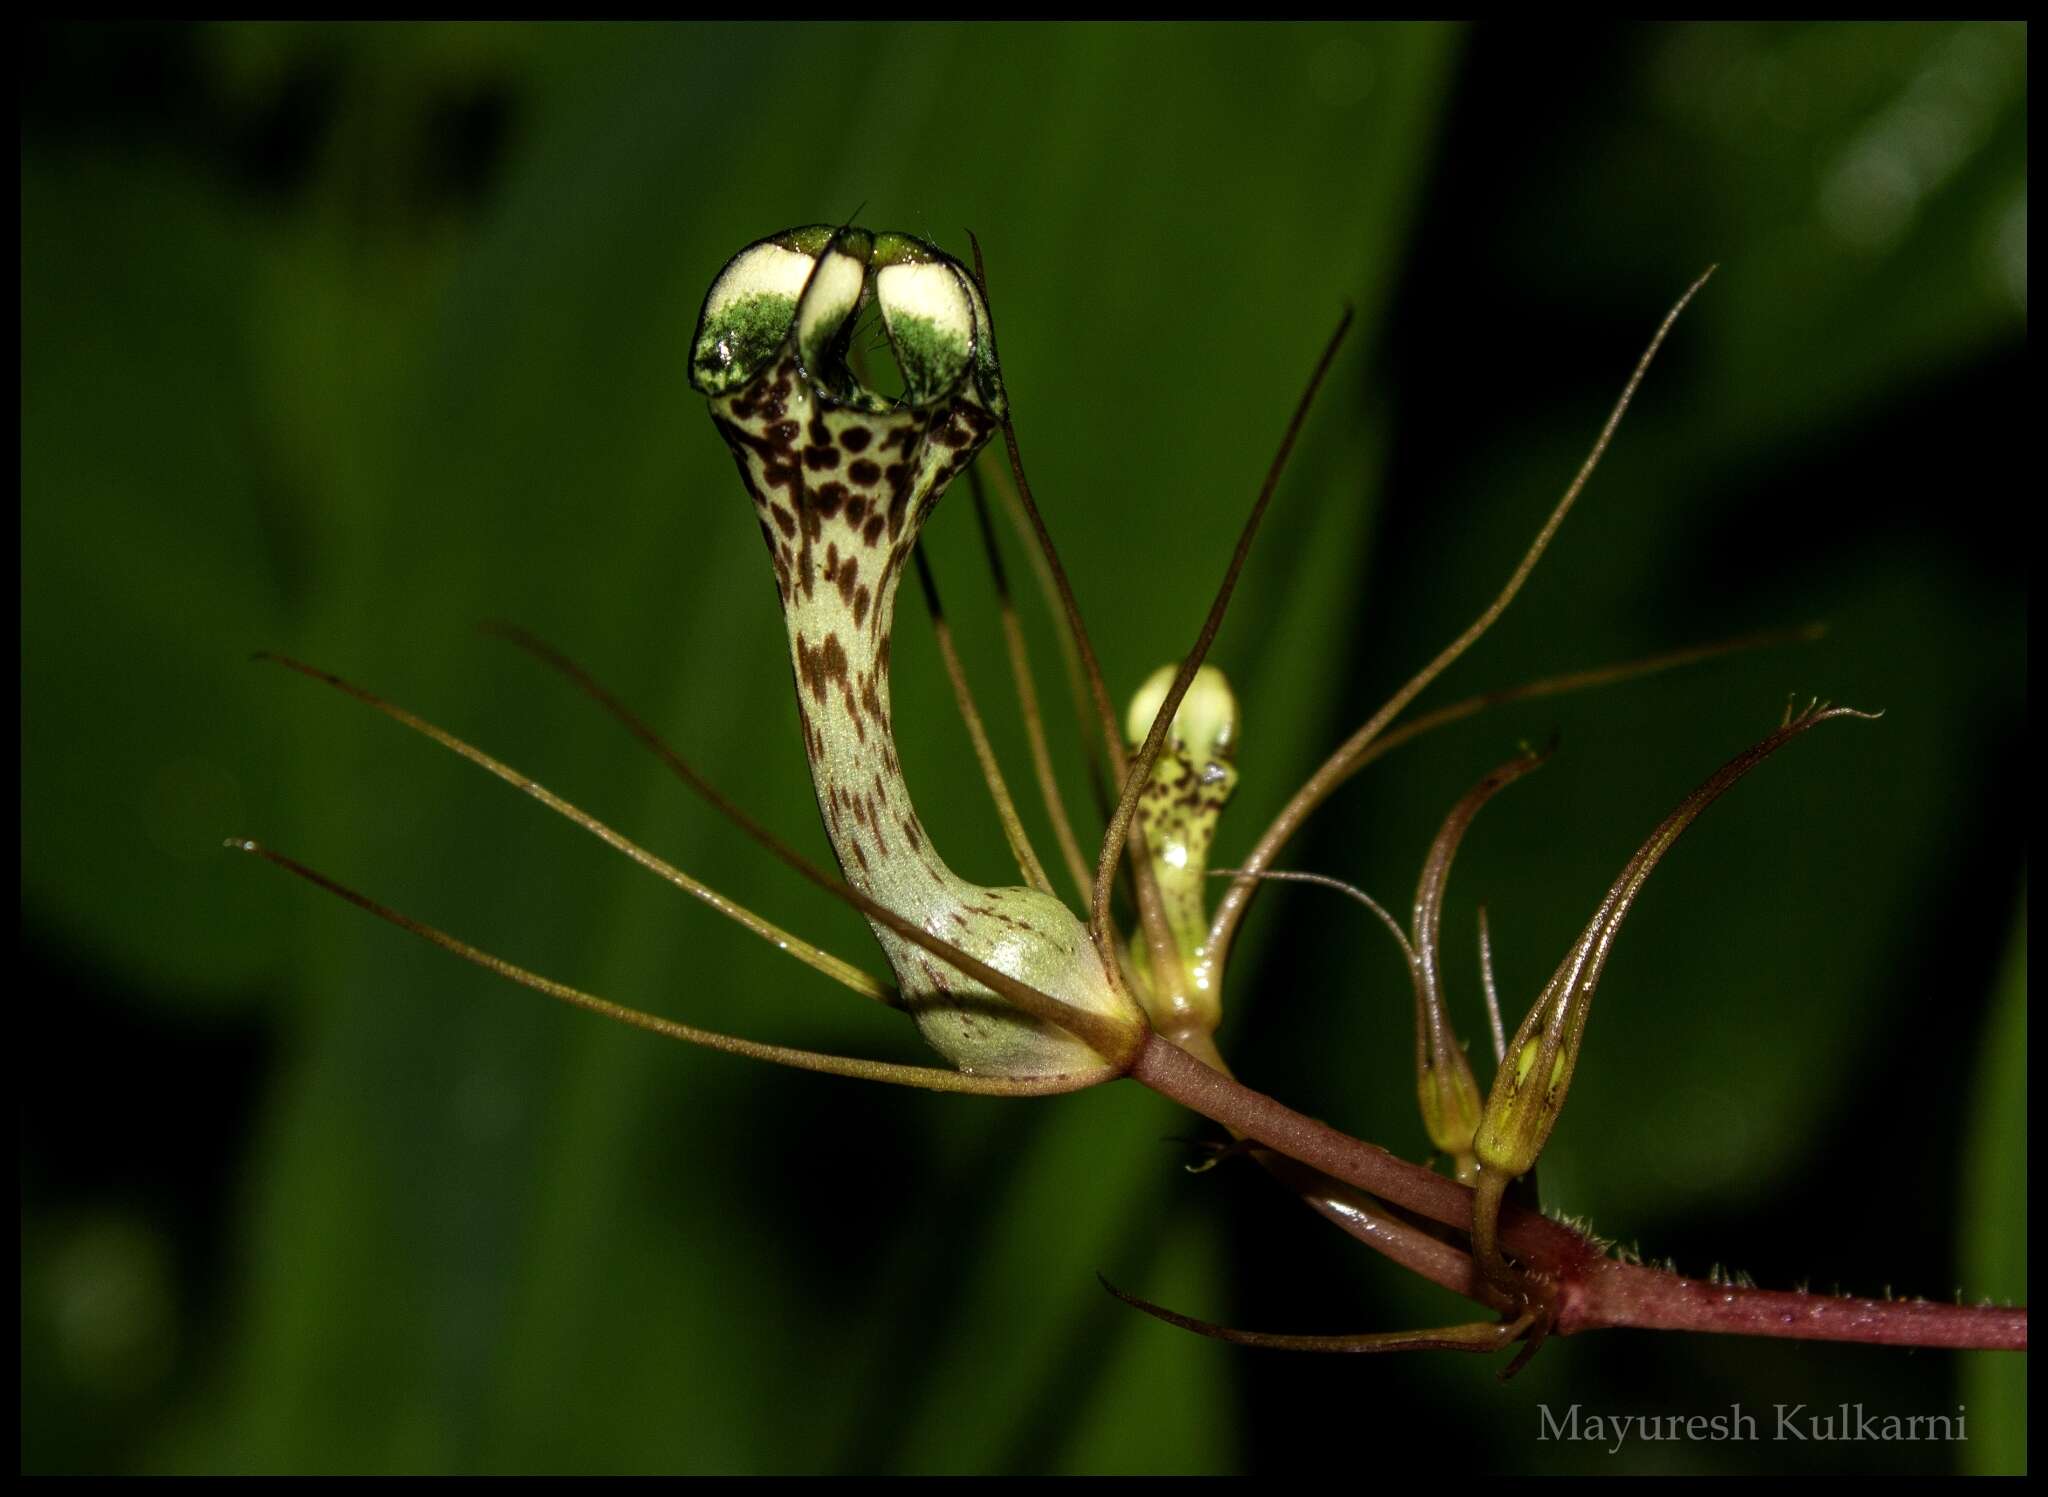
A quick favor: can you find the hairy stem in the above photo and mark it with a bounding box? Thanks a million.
[1168,1024,1498,1307]
[1128,1032,2027,1351]
[1563,1262,2029,1348]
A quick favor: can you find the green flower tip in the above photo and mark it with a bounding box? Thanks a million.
[1123,664,1242,1021]
[1125,663,1240,765]
[689,224,1005,415]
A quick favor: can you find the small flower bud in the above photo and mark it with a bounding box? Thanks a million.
[1409,748,1547,1179]
[1125,662,1240,768]
[1124,664,1241,1033]
[1474,702,1873,1181]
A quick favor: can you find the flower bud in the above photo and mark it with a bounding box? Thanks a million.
[1409,748,1546,1179]
[1125,662,1240,768]
[1125,663,1241,1031]
[1474,702,1873,1181]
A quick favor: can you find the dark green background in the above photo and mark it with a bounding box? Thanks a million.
[21,22,2027,1474]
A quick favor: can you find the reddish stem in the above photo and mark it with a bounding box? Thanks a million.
[1127,1032,2027,1352]
[1562,1261,2028,1349]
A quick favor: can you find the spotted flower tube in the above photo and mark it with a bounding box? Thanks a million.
[690,225,1144,1082]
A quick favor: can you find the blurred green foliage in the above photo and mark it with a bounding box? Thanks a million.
[21,21,2025,1475]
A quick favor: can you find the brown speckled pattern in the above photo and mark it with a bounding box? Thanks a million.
[709,356,1138,1077]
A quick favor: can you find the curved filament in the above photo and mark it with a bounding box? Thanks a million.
[1207,268,1721,974]
[261,650,1139,1064]
[1100,1273,1536,1356]
[969,469,1094,903]
[1091,307,1355,969]
[261,649,894,1004]
[232,839,1098,1098]
[912,544,1053,894]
